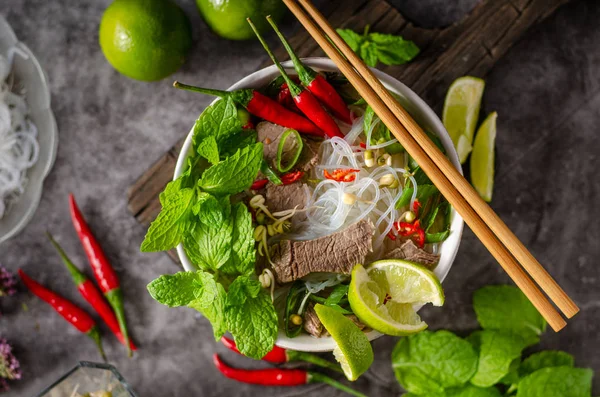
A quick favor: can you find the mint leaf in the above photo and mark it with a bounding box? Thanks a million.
[336,28,364,51]
[160,176,184,206]
[141,188,195,252]
[199,143,263,195]
[498,358,520,386]
[220,129,257,159]
[519,351,574,378]
[220,203,256,276]
[147,271,217,307]
[392,330,478,394]
[188,282,227,341]
[467,330,532,387]
[324,284,349,306]
[516,367,593,397]
[337,28,419,67]
[192,193,223,227]
[226,276,262,307]
[369,32,420,66]
[193,96,243,148]
[197,136,220,165]
[183,208,232,270]
[226,290,278,359]
[473,286,546,340]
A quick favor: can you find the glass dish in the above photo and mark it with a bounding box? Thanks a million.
[36,361,138,397]
[0,15,59,245]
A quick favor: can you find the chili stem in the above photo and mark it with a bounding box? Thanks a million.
[247,18,301,97]
[308,372,368,397]
[267,16,314,84]
[173,81,229,98]
[106,288,131,357]
[287,350,343,374]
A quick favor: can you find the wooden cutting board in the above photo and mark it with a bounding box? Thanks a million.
[126,0,571,263]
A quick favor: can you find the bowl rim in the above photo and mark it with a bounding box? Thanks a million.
[0,15,59,245]
[174,57,464,351]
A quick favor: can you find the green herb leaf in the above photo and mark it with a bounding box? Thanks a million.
[188,282,228,341]
[368,32,420,66]
[220,203,256,276]
[425,230,450,244]
[160,176,184,206]
[467,330,532,387]
[226,275,262,307]
[336,29,364,52]
[199,143,263,195]
[183,204,232,270]
[337,28,419,67]
[325,284,349,306]
[193,96,243,149]
[473,286,547,340]
[392,330,478,394]
[405,385,503,397]
[519,351,574,378]
[516,367,593,397]
[196,136,220,165]
[192,193,223,227]
[498,358,520,386]
[147,271,218,308]
[220,129,258,159]
[226,290,278,359]
[141,188,195,252]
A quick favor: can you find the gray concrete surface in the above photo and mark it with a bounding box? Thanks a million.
[1,0,599,396]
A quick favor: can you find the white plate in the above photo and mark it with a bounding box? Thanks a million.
[174,58,464,352]
[0,15,58,245]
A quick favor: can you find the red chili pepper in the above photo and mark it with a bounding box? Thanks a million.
[69,194,132,357]
[47,233,137,352]
[386,230,397,241]
[237,108,255,130]
[268,17,354,125]
[213,354,366,396]
[395,220,426,248]
[281,170,304,185]
[221,337,342,373]
[250,178,269,190]
[173,82,322,137]
[18,269,106,361]
[248,19,344,139]
[412,199,422,217]
[323,168,360,183]
[359,142,367,149]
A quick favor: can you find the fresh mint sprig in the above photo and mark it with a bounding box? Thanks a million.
[337,25,420,67]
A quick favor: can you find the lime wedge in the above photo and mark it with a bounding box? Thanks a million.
[348,261,444,336]
[442,76,485,163]
[314,304,374,381]
[470,112,497,202]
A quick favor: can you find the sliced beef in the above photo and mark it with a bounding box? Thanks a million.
[384,239,439,269]
[303,304,323,337]
[269,220,373,283]
[256,121,321,172]
[265,182,307,214]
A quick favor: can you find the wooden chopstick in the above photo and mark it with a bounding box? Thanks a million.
[284,0,578,330]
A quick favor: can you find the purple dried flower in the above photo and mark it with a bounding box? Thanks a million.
[0,378,8,393]
[0,267,16,297]
[0,339,21,383]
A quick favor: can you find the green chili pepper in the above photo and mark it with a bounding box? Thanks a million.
[276,129,304,173]
[261,160,282,185]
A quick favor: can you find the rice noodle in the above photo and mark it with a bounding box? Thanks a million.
[290,113,422,255]
[0,49,40,219]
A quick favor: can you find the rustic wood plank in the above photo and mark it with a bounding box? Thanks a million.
[127,0,573,264]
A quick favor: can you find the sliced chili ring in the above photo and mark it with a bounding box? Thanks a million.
[276,129,304,173]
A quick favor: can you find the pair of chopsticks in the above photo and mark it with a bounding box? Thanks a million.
[282,0,579,331]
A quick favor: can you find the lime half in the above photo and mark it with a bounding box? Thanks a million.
[442,76,485,163]
[470,112,497,202]
[314,304,374,381]
[348,261,444,336]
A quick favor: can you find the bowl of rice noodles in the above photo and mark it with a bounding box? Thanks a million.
[175,58,464,351]
[0,15,58,244]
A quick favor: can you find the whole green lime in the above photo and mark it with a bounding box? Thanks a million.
[99,0,193,81]
[196,0,286,41]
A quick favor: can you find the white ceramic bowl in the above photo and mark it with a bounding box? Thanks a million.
[175,58,463,352]
[0,16,58,245]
